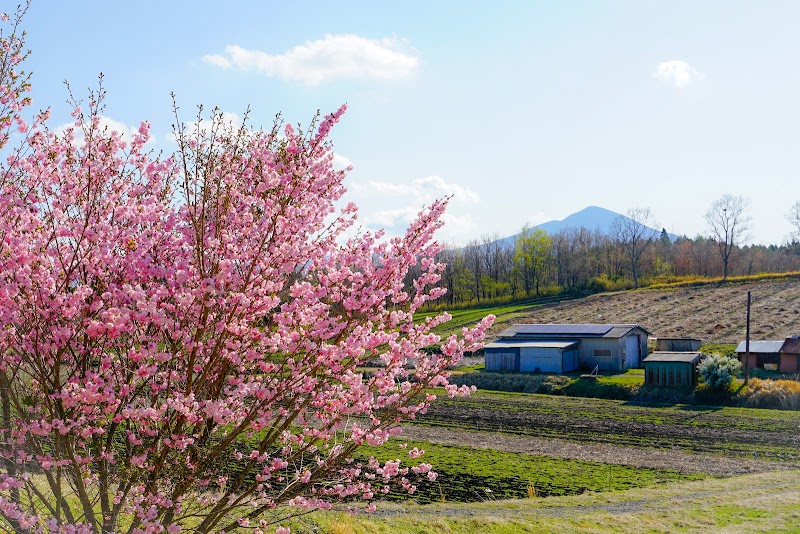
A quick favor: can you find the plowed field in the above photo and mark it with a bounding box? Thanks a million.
[486,278,800,343]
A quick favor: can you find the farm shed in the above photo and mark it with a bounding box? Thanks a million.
[736,338,800,373]
[642,352,703,387]
[484,339,579,373]
[486,324,651,373]
[780,337,800,373]
[655,338,702,352]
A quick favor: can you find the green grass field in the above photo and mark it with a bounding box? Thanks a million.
[415,302,541,337]
[355,438,703,503]
[283,469,800,533]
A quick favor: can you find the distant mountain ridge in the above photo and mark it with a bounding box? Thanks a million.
[536,206,627,235]
[491,206,677,248]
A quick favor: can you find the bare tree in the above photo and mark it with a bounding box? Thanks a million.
[706,194,751,280]
[610,207,658,288]
[787,201,800,241]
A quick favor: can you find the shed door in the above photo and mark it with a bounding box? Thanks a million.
[490,352,516,371]
[625,335,640,368]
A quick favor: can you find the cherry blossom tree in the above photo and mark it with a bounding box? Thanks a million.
[0,6,492,532]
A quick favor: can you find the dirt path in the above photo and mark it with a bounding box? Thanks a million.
[400,424,789,477]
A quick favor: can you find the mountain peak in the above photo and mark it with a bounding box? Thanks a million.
[535,206,624,235]
[489,206,676,249]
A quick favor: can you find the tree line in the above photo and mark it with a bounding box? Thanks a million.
[425,195,800,307]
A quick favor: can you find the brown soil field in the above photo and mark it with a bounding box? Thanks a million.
[416,392,800,463]
[488,278,800,343]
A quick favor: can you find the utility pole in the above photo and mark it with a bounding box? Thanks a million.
[744,291,751,384]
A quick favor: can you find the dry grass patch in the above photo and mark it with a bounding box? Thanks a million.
[743,379,800,410]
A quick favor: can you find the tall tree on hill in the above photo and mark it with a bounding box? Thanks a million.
[514,225,553,296]
[480,234,512,299]
[787,201,800,242]
[706,194,752,280]
[610,207,658,288]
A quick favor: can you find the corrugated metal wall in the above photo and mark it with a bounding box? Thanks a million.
[520,347,562,373]
[563,349,579,372]
[644,361,695,387]
[578,338,624,371]
[485,350,518,371]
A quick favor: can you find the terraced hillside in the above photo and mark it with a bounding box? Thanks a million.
[486,278,800,344]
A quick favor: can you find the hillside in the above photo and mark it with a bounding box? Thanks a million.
[485,278,800,344]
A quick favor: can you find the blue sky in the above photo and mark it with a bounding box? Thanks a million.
[21,1,800,245]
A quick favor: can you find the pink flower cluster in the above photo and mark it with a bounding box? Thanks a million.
[0,9,493,533]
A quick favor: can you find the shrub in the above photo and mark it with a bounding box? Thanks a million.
[699,343,737,358]
[633,385,695,405]
[450,373,570,394]
[698,353,742,390]
[587,274,635,293]
[559,378,635,400]
[742,379,800,410]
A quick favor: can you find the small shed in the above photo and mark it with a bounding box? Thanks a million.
[655,338,702,352]
[643,352,703,387]
[736,338,800,373]
[780,337,800,373]
[484,339,579,373]
[735,340,785,372]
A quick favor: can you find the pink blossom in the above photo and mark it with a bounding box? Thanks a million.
[0,10,493,530]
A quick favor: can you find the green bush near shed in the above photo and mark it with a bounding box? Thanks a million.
[450,372,571,394]
[450,370,643,399]
[698,354,742,390]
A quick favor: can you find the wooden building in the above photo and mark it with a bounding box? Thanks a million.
[736,338,800,373]
[655,338,702,352]
[642,352,703,387]
[485,324,650,373]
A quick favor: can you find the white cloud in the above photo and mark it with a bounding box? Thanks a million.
[368,206,418,228]
[349,175,480,243]
[354,176,480,205]
[55,116,154,147]
[652,60,703,88]
[203,34,419,85]
[168,112,243,144]
[332,152,353,171]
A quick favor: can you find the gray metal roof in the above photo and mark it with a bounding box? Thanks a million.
[735,340,784,354]
[643,352,703,364]
[655,337,702,342]
[498,323,651,339]
[485,339,579,350]
[507,324,612,336]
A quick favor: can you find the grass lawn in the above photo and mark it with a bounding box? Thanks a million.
[414,303,532,337]
[597,369,644,386]
[285,469,800,533]
[354,438,703,503]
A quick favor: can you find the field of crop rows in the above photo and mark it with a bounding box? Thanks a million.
[364,391,800,504]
